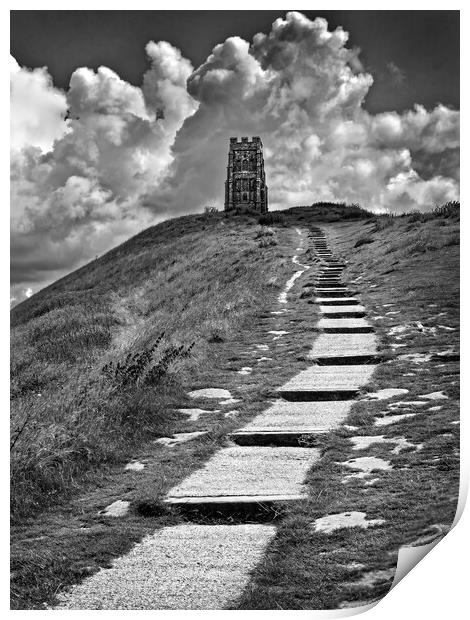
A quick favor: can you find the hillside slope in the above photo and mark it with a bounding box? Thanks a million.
[11,203,459,609]
[11,212,296,518]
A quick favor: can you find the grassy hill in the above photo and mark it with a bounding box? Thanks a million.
[11,202,459,609]
[11,211,298,519]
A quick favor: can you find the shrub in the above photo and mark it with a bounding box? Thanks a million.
[255,226,274,238]
[434,201,460,218]
[101,333,195,387]
[258,236,278,248]
[203,318,231,343]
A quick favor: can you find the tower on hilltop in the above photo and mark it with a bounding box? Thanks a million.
[224,136,268,214]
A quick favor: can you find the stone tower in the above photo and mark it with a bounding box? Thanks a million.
[224,136,268,213]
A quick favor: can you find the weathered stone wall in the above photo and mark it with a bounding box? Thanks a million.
[224,136,268,213]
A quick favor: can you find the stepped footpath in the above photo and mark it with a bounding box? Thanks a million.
[57,227,381,610]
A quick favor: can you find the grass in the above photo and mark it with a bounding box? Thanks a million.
[11,212,320,609]
[11,212,295,521]
[11,201,459,609]
[233,203,459,609]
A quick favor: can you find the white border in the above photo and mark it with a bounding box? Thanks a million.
[4,3,466,618]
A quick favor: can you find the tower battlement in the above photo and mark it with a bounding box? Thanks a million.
[224,137,268,213]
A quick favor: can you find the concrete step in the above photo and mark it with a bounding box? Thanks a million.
[315,282,347,289]
[315,284,344,289]
[311,291,355,298]
[322,313,366,320]
[319,304,365,312]
[235,399,353,433]
[164,495,303,521]
[315,279,342,284]
[165,446,320,505]
[314,297,359,305]
[56,524,278,609]
[307,333,379,364]
[317,318,374,333]
[316,275,342,279]
[230,430,324,447]
[278,365,375,400]
[321,310,367,319]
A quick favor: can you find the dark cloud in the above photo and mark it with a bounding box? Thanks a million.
[386,61,406,85]
[10,12,459,301]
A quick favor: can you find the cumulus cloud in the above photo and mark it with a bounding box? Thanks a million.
[155,12,458,214]
[10,12,459,302]
[10,56,70,153]
[10,44,197,302]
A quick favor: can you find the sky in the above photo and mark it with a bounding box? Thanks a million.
[10,10,460,305]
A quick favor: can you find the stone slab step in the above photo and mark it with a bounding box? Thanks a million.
[311,293,354,300]
[314,297,359,305]
[56,524,277,609]
[317,318,373,333]
[230,431,324,447]
[314,287,354,292]
[315,282,347,289]
[307,333,378,364]
[316,276,342,280]
[236,399,353,432]
[321,311,366,319]
[165,494,305,506]
[278,365,375,400]
[166,446,320,499]
[164,494,305,520]
[319,305,365,313]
